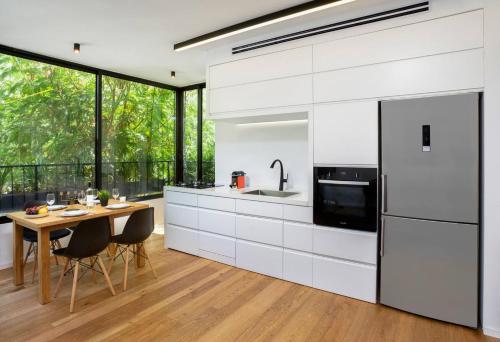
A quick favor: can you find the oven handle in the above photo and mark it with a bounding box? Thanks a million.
[317,180,370,186]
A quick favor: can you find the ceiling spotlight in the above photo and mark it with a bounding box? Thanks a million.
[171,71,176,79]
[73,43,80,54]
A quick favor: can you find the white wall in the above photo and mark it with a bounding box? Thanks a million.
[0,197,165,270]
[215,121,309,191]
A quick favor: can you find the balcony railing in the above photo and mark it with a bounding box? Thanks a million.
[0,160,215,213]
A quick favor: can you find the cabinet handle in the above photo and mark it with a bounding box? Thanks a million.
[380,217,385,257]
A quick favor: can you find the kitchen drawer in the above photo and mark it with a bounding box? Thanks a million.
[198,250,235,266]
[166,191,197,206]
[198,208,236,237]
[284,249,312,286]
[284,222,313,252]
[313,255,376,303]
[236,214,283,246]
[166,225,198,256]
[283,205,313,223]
[236,240,283,279]
[313,226,377,264]
[166,204,198,229]
[235,199,283,219]
[199,231,236,258]
[198,195,235,212]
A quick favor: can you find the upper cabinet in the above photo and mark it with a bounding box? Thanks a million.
[208,46,313,117]
[314,101,378,165]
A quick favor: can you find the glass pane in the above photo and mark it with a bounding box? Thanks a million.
[101,76,176,198]
[0,53,95,212]
[183,89,198,182]
[201,88,215,182]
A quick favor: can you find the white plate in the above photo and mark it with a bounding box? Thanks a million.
[24,213,49,219]
[106,203,130,209]
[48,205,67,211]
[61,210,89,217]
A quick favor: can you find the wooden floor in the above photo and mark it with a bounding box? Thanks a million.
[0,233,494,342]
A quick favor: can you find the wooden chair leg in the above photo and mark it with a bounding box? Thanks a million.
[70,261,79,313]
[142,243,157,279]
[24,242,33,266]
[123,246,130,291]
[54,258,70,298]
[97,256,115,296]
[51,241,59,265]
[32,244,38,284]
[90,257,97,284]
[107,245,118,275]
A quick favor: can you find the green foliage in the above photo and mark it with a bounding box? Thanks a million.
[98,189,110,201]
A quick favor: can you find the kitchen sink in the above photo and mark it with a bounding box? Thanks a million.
[242,189,299,198]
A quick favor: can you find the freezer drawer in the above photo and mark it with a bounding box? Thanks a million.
[380,216,478,327]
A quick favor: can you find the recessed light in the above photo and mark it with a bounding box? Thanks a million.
[73,43,80,54]
[174,0,356,51]
[171,71,176,79]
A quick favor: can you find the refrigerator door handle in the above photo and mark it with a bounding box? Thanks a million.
[381,174,387,213]
[380,217,385,257]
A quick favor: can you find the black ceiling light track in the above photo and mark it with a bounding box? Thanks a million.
[232,1,429,54]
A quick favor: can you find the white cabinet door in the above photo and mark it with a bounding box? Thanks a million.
[313,255,376,303]
[166,204,198,229]
[209,75,313,115]
[198,195,235,212]
[284,249,312,286]
[166,191,197,206]
[283,205,313,223]
[314,101,378,165]
[209,46,312,88]
[235,215,283,246]
[166,225,199,256]
[283,222,313,252]
[236,240,283,278]
[198,209,236,237]
[313,226,377,264]
[199,231,236,258]
[235,200,283,219]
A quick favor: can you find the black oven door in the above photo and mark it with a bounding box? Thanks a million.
[314,179,377,232]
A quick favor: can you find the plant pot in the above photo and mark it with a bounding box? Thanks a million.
[100,199,109,207]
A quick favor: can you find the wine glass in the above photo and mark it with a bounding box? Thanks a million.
[46,193,55,207]
[77,190,86,207]
[112,188,119,201]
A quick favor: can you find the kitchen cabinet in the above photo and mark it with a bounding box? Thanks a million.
[235,199,283,219]
[199,231,236,258]
[283,205,313,223]
[313,255,376,303]
[283,222,313,252]
[236,240,283,278]
[235,214,283,246]
[198,195,235,212]
[284,249,313,286]
[314,101,378,165]
[166,191,197,207]
[198,208,236,237]
[313,225,377,264]
[166,225,199,256]
[166,203,198,229]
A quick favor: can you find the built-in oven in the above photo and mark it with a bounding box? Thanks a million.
[314,167,377,232]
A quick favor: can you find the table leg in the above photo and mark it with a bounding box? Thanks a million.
[13,222,24,286]
[37,229,51,304]
[136,242,145,268]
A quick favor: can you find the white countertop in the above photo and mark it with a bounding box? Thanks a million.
[164,185,311,206]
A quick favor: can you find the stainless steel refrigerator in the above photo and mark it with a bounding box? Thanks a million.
[379,93,479,328]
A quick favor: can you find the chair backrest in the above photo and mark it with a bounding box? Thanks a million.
[65,216,111,259]
[121,207,155,244]
[23,200,46,210]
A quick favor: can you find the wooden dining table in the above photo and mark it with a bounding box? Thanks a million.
[7,200,149,305]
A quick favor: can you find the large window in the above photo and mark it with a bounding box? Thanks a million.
[101,76,176,198]
[0,53,95,211]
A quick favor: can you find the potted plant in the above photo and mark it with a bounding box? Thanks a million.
[98,190,110,207]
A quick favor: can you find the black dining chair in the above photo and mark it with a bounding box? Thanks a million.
[53,216,116,313]
[22,200,71,283]
[107,207,157,291]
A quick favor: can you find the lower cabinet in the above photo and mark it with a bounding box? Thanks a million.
[313,255,377,303]
[199,231,236,258]
[236,240,283,278]
[166,224,199,256]
[283,249,313,286]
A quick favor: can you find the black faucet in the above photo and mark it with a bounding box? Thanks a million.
[270,159,288,191]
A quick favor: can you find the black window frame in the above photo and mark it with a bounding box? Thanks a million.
[0,44,208,207]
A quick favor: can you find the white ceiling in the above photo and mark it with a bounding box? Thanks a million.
[0,0,400,87]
